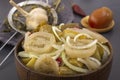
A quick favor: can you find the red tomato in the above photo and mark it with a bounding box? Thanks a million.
[56,57,62,66]
[88,7,113,29]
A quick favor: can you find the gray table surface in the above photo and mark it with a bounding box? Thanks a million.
[0,0,120,80]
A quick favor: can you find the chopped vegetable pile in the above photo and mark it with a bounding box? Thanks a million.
[18,23,110,75]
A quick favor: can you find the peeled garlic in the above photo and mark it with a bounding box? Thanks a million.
[9,0,48,30]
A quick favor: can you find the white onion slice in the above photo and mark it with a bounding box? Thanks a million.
[52,44,63,49]
[89,57,101,66]
[69,28,108,43]
[52,26,63,41]
[62,52,88,73]
[65,44,97,58]
[82,28,108,43]
[52,46,64,59]
[85,58,101,70]
[74,33,93,42]
[19,45,64,59]
[66,36,97,49]
[97,42,110,55]
[59,23,65,29]
[18,51,39,58]
[77,57,101,70]
[77,58,91,70]
[52,52,61,60]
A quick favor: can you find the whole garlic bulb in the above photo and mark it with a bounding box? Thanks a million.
[9,0,48,30]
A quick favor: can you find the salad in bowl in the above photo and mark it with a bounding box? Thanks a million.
[15,23,112,80]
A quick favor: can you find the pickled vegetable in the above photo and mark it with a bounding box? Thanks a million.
[26,57,37,69]
[18,23,110,75]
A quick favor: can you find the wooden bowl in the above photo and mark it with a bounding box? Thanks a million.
[14,33,113,80]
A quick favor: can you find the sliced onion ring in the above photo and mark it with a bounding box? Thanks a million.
[62,52,88,73]
[52,46,64,60]
[89,57,101,66]
[77,57,101,70]
[82,28,108,43]
[65,43,97,58]
[97,42,110,55]
[85,57,101,70]
[52,26,63,41]
[74,33,93,42]
[59,23,65,29]
[18,51,39,58]
[66,36,98,49]
[23,32,56,55]
[77,58,92,70]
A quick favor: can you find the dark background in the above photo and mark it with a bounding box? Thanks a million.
[0,0,120,80]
